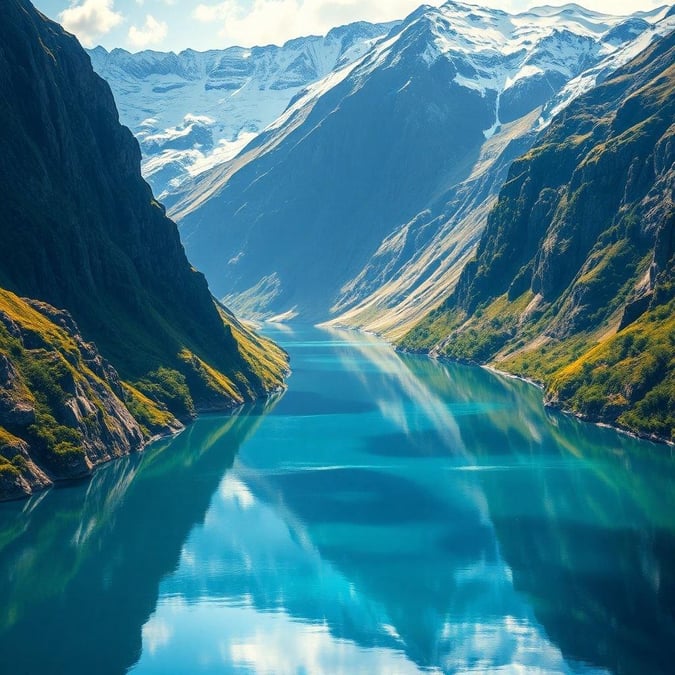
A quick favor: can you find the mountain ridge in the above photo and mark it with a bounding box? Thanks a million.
[86,20,399,199]
[401,29,675,444]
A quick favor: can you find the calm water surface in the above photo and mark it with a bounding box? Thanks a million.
[1,326,674,674]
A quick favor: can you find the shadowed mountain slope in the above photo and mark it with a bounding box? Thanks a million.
[0,0,287,499]
[169,1,672,333]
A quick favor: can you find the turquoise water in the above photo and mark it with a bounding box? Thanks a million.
[1,326,674,675]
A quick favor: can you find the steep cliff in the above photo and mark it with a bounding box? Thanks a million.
[0,0,287,499]
[402,30,675,443]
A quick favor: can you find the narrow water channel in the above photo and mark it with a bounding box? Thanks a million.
[1,326,673,674]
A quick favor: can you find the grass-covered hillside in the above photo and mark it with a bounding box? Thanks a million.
[402,31,675,443]
[0,0,287,499]
[0,289,179,499]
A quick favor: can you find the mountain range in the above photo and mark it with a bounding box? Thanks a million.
[1,0,673,502]
[0,0,287,500]
[83,0,674,443]
[86,21,397,200]
[154,1,673,334]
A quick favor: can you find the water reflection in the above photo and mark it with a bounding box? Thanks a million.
[128,326,675,674]
[1,326,674,675]
[0,401,275,675]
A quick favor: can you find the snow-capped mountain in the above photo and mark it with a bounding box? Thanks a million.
[87,21,397,198]
[167,1,673,329]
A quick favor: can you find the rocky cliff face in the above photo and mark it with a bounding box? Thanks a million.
[402,31,675,443]
[0,0,287,499]
[0,290,182,500]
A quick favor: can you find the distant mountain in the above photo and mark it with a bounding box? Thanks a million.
[87,21,397,199]
[401,29,675,443]
[167,0,673,329]
[0,0,287,499]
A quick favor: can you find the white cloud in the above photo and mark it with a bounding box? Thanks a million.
[141,617,173,656]
[58,0,123,47]
[193,0,443,47]
[53,0,668,53]
[128,14,169,48]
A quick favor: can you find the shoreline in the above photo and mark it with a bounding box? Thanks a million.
[0,423,186,505]
[323,322,674,448]
[355,327,674,449]
[0,383,290,504]
[480,362,674,448]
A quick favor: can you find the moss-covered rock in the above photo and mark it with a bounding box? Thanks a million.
[0,289,180,498]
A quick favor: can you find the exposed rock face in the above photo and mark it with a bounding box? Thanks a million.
[0,0,288,500]
[402,31,675,443]
[0,454,51,502]
[0,354,35,427]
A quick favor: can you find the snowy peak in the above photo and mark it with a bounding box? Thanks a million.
[522,2,621,24]
[87,4,673,202]
[334,0,674,136]
[89,19,398,103]
[528,3,671,21]
[86,19,397,198]
[405,1,661,70]
[163,1,675,328]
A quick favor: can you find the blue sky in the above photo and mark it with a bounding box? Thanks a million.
[32,1,665,52]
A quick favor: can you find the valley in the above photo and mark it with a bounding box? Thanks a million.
[0,1,673,672]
